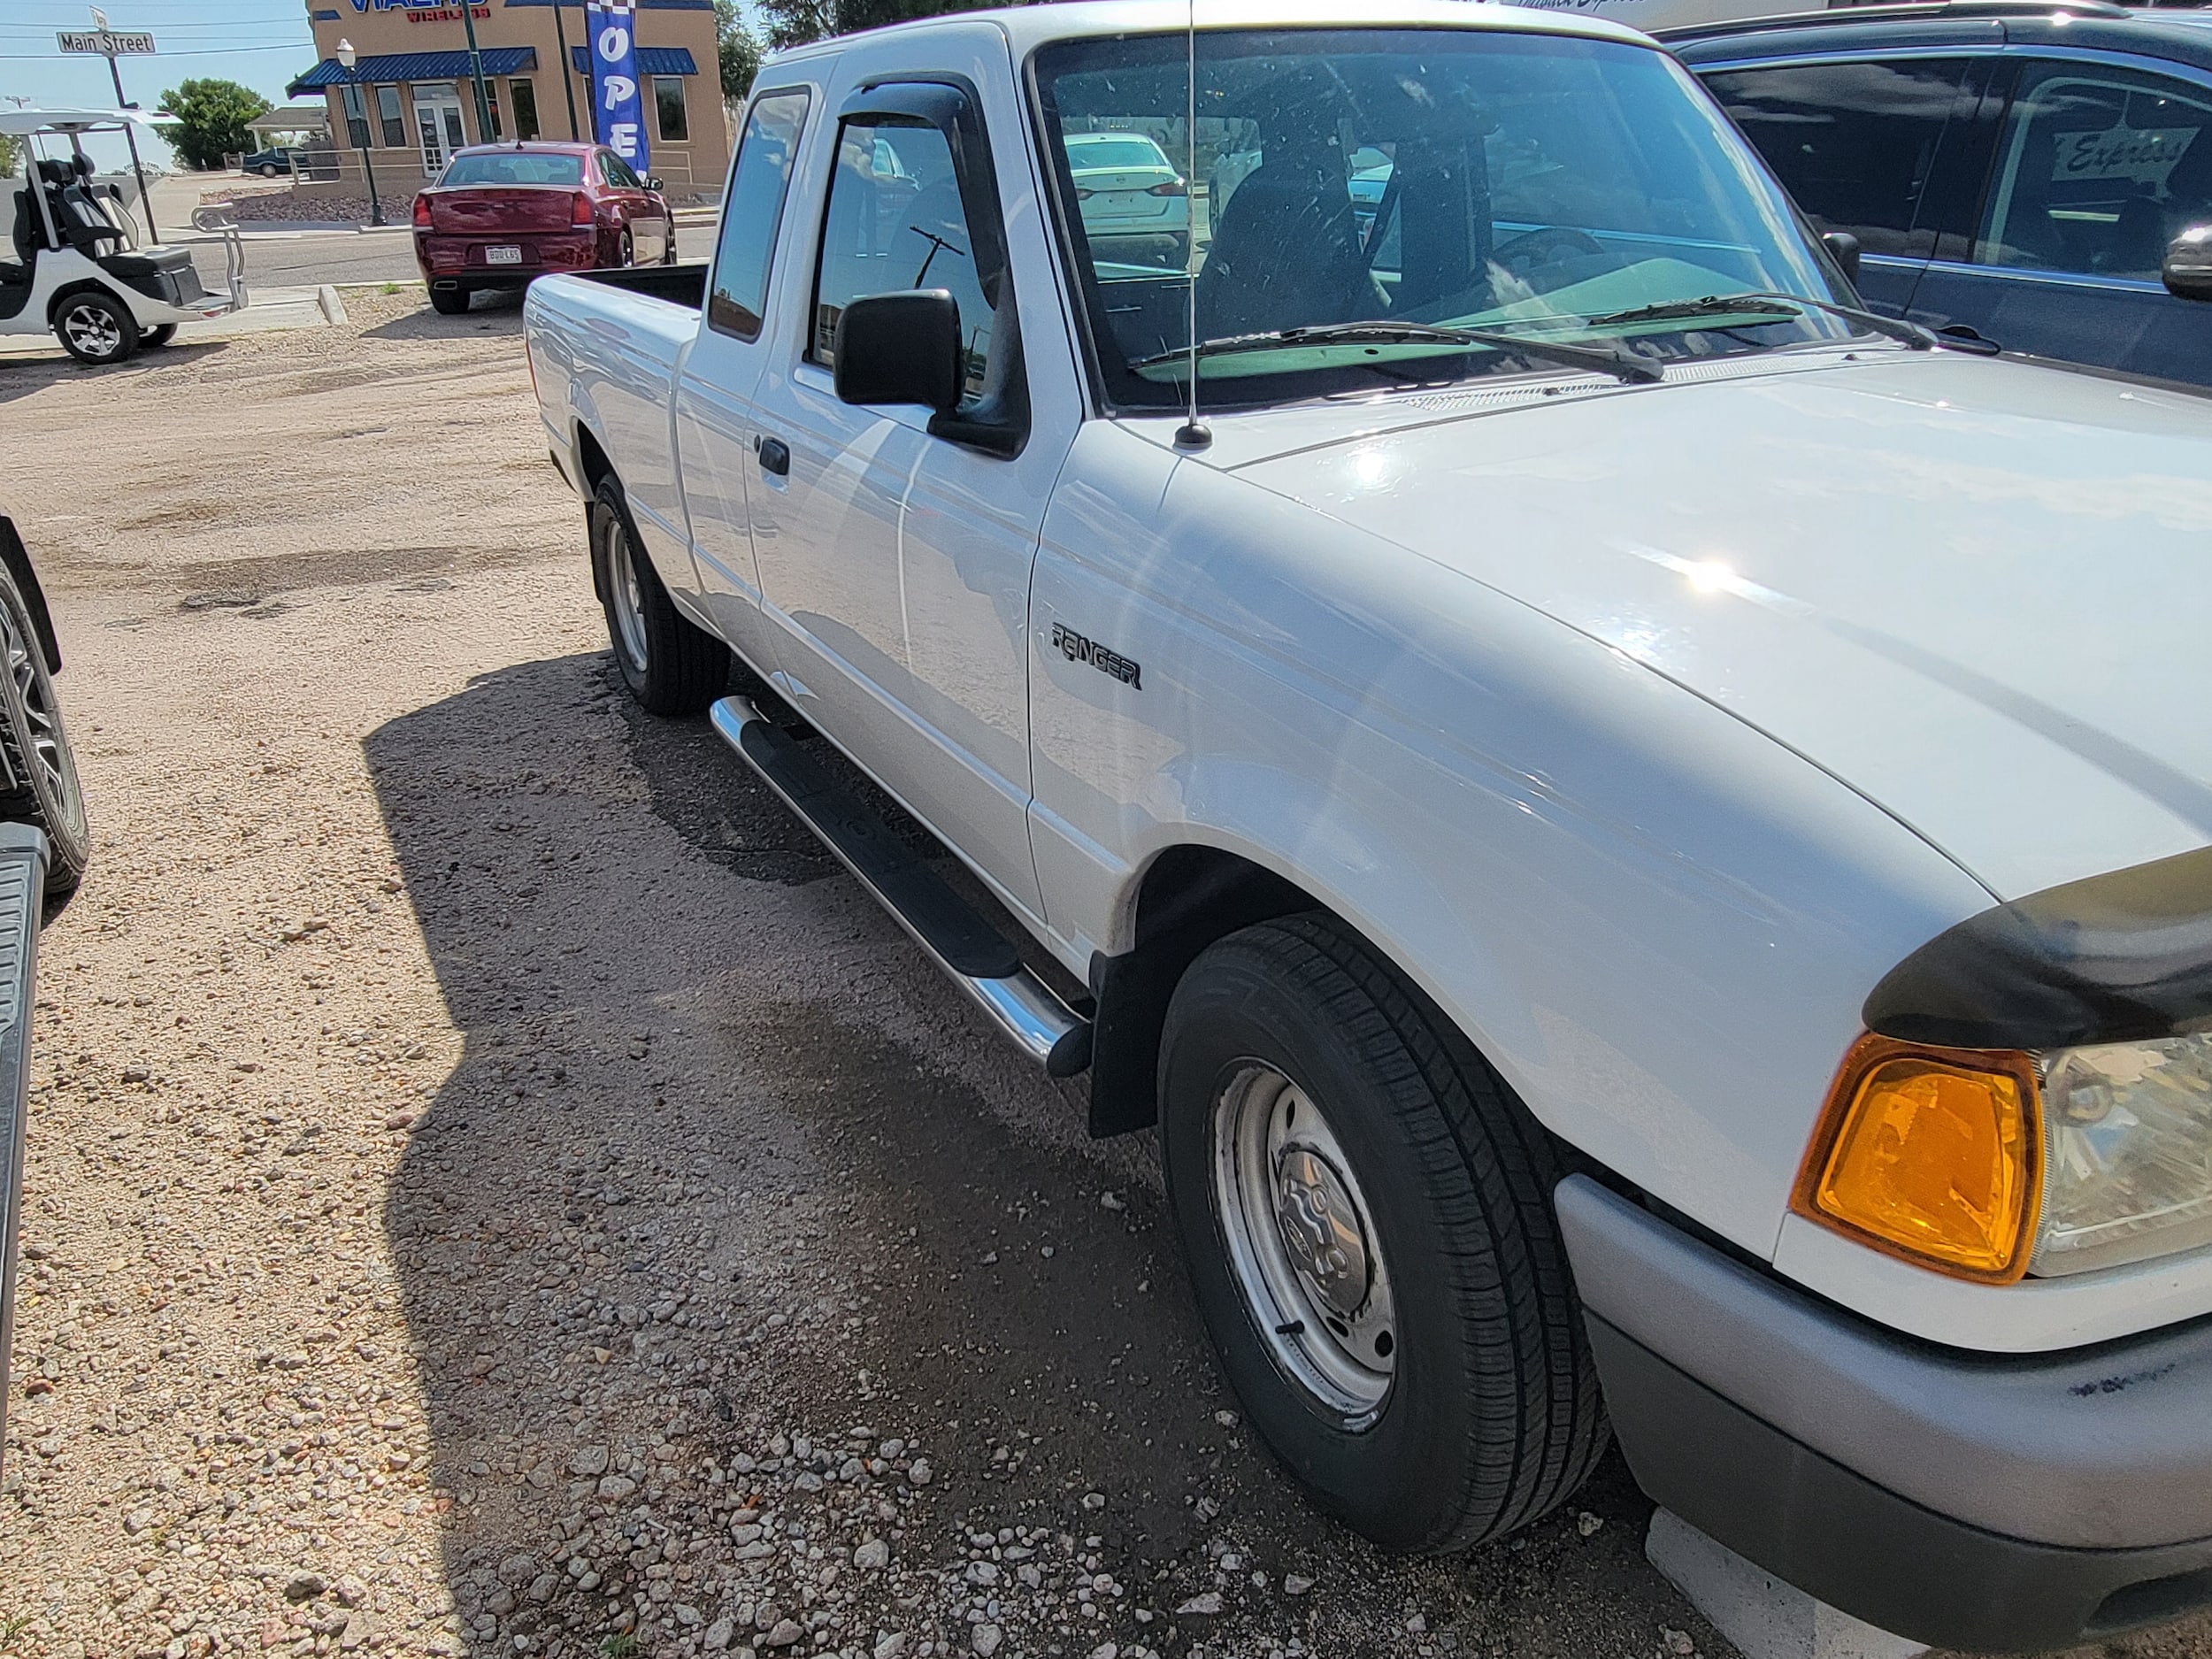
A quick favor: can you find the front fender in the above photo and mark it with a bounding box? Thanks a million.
[1030,421,1992,1262]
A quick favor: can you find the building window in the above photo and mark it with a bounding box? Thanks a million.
[486,87,503,141]
[342,83,370,150]
[510,78,539,142]
[377,84,406,149]
[653,75,687,142]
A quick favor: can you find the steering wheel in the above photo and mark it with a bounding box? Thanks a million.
[1490,226,1607,280]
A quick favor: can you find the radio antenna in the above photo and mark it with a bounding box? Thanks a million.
[1172,0,1210,449]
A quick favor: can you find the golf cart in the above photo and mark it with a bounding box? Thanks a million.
[2,107,247,366]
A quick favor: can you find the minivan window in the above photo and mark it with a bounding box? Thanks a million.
[1033,28,1851,411]
[1701,58,1971,259]
[1975,62,2212,280]
[709,90,810,341]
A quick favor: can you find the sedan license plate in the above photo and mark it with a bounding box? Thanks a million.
[485,245,523,265]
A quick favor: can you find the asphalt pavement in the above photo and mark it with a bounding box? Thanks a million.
[180,220,722,296]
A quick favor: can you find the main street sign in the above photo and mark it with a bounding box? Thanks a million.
[56,30,157,55]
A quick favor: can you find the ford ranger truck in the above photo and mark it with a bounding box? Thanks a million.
[523,4,2212,1647]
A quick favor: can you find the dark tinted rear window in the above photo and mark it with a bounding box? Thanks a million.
[441,152,584,187]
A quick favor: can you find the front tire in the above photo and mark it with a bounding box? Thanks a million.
[588,477,727,715]
[53,290,138,365]
[0,564,89,914]
[1159,913,1608,1554]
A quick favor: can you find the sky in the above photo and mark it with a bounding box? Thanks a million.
[0,0,327,169]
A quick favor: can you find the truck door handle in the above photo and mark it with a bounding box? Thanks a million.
[756,435,790,476]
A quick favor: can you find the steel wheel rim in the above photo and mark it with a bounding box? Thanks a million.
[62,303,121,358]
[1211,1062,1396,1423]
[603,513,649,673]
[0,597,75,825]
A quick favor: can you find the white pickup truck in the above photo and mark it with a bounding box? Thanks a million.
[524,3,2212,1647]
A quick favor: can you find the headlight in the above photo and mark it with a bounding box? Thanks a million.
[2035,1030,2212,1276]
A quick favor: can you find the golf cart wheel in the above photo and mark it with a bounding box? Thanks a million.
[429,287,469,316]
[53,290,138,365]
[1158,913,1609,1554]
[142,324,178,349]
[0,561,89,914]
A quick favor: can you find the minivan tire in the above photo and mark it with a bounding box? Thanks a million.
[589,477,727,715]
[1158,912,1608,1554]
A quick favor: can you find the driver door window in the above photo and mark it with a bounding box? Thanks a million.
[810,119,996,400]
[1974,63,2212,280]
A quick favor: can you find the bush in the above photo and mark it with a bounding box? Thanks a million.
[157,79,273,172]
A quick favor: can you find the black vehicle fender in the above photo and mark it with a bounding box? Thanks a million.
[0,517,61,676]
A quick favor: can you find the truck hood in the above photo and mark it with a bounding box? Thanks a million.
[1231,351,2212,900]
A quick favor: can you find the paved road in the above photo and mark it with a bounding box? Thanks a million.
[182,221,722,295]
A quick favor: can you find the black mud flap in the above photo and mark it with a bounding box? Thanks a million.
[0,824,50,1475]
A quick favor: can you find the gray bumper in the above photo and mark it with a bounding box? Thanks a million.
[1557,1175,2212,1650]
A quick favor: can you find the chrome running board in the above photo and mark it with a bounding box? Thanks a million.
[0,824,48,1471]
[708,696,1093,1078]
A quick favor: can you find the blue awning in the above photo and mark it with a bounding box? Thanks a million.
[569,44,697,76]
[288,46,537,96]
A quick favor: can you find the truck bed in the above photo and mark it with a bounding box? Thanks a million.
[562,260,708,311]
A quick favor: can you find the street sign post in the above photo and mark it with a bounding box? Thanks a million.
[58,9,157,243]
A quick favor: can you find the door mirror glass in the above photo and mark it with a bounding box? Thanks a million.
[2164,224,2212,299]
[647,175,664,193]
[1822,230,1863,287]
[832,289,963,412]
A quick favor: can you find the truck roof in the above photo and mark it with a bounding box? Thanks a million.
[759,0,1652,66]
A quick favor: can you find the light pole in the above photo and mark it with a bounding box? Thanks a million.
[457,1,495,142]
[335,38,384,227]
[88,7,156,243]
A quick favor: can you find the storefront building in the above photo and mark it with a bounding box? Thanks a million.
[290,0,730,202]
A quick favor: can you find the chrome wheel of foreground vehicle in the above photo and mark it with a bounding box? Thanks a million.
[1160,913,1608,1553]
[587,477,727,715]
[54,292,137,365]
[0,564,88,911]
[1214,1062,1397,1422]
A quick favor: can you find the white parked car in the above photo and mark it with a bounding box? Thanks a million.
[1061,129,1190,268]
[525,4,2212,1650]
[2,109,246,365]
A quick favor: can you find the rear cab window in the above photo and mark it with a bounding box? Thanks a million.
[710,89,812,340]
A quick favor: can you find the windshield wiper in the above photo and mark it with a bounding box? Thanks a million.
[1130,320,1663,385]
[1589,292,2000,357]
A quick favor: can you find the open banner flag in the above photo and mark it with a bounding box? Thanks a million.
[586,0,649,172]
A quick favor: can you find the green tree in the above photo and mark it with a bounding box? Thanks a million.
[752,0,999,50]
[714,0,763,100]
[0,134,18,180]
[156,78,273,171]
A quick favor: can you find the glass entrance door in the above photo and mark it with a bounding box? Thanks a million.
[415,89,466,173]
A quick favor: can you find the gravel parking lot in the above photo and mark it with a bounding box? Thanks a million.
[0,294,2204,1659]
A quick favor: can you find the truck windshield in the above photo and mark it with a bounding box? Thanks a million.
[1031,27,1856,409]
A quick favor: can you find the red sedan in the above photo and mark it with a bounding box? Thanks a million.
[412,142,674,315]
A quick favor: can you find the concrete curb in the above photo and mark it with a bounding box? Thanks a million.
[317,285,349,326]
[1645,1510,1927,1659]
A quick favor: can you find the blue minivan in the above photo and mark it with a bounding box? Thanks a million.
[1669,0,2212,385]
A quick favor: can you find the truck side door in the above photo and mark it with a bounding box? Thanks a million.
[674,85,817,669]
[741,31,1084,923]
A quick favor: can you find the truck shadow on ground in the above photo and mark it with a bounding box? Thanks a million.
[361,648,1690,1659]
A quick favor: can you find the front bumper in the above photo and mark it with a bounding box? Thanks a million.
[1557,1175,2212,1652]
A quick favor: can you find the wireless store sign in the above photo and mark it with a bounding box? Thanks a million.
[587,0,649,172]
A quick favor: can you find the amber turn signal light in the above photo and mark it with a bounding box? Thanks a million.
[1793,1034,2042,1282]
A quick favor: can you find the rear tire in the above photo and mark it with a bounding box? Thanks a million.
[588,477,727,715]
[142,324,178,348]
[53,290,138,365]
[428,287,469,316]
[1158,913,1608,1554]
[0,564,88,916]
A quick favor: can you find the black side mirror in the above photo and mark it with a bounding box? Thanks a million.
[647,175,664,193]
[1822,230,1862,288]
[2163,226,2212,301]
[833,290,963,413]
